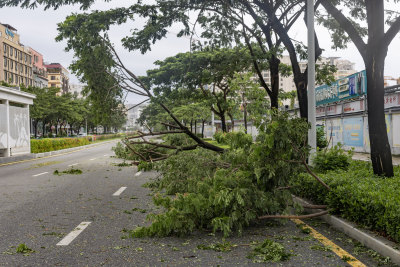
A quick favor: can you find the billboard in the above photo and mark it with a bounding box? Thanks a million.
[343,117,364,147]
[316,70,367,106]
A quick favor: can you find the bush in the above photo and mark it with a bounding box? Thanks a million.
[313,144,353,173]
[94,133,123,141]
[317,126,328,149]
[213,132,227,144]
[213,131,253,149]
[162,133,196,147]
[31,137,90,153]
[291,160,400,243]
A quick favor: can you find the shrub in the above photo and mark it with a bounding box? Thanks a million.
[94,133,123,141]
[313,144,353,173]
[31,137,90,153]
[317,126,328,149]
[162,133,196,147]
[291,160,400,243]
[213,132,227,144]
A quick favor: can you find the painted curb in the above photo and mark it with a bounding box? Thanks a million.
[293,196,400,265]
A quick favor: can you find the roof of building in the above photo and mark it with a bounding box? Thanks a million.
[44,63,63,69]
[1,23,17,31]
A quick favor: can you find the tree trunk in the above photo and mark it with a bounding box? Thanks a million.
[228,113,234,132]
[243,103,248,134]
[202,120,205,138]
[190,120,193,132]
[194,120,197,134]
[269,56,280,109]
[220,113,227,133]
[364,51,393,177]
[295,73,308,119]
[42,120,46,137]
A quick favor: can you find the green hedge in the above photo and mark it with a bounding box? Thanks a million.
[93,133,124,141]
[31,138,91,153]
[291,161,400,243]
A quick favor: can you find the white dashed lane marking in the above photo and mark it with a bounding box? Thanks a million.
[57,222,91,246]
[112,187,127,196]
[89,158,96,161]
[68,163,78,167]
[32,172,48,177]
[135,171,142,177]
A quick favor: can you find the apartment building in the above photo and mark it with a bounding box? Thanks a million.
[30,48,48,88]
[0,23,33,87]
[45,63,70,94]
[257,56,357,93]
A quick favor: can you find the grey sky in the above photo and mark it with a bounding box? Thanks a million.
[1,1,399,104]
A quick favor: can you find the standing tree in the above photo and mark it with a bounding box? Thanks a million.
[319,1,400,177]
[146,47,253,132]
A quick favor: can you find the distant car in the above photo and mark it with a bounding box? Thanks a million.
[78,133,87,137]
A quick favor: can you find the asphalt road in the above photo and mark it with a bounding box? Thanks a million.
[0,141,396,266]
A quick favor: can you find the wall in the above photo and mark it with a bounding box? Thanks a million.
[0,104,30,154]
[316,92,400,154]
[0,104,7,149]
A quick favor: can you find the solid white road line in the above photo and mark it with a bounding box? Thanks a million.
[89,158,96,161]
[56,222,91,246]
[103,154,108,157]
[68,163,78,167]
[135,171,142,177]
[112,187,127,196]
[33,172,48,177]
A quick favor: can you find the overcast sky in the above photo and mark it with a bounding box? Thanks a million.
[1,1,400,104]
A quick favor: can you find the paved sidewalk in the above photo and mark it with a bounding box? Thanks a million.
[352,152,400,166]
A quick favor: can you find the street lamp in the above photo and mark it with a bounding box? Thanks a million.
[307,0,316,163]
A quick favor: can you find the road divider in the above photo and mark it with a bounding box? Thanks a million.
[112,187,127,196]
[57,221,91,246]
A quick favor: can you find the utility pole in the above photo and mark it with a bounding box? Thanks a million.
[307,0,316,163]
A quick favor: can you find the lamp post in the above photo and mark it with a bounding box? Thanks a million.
[307,0,316,163]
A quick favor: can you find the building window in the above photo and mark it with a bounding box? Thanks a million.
[3,43,6,52]
[51,75,56,80]
[10,47,13,57]
[10,60,13,70]
[4,71,7,81]
[3,57,6,67]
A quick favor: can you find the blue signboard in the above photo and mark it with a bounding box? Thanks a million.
[5,28,14,38]
[316,70,367,106]
[343,117,364,147]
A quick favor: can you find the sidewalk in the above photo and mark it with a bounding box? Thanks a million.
[352,152,400,166]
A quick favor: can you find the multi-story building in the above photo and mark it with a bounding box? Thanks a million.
[0,23,33,87]
[124,103,147,131]
[30,48,48,88]
[257,56,357,94]
[45,63,69,94]
[384,76,400,87]
[69,83,85,98]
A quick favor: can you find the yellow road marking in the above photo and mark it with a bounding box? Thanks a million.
[292,219,366,267]
[0,140,116,167]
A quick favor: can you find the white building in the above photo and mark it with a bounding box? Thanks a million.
[125,102,147,131]
[69,84,85,98]
[256,56,356,93]
[0,85,35,157]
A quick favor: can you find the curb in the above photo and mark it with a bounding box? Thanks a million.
[293,196,400,265]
